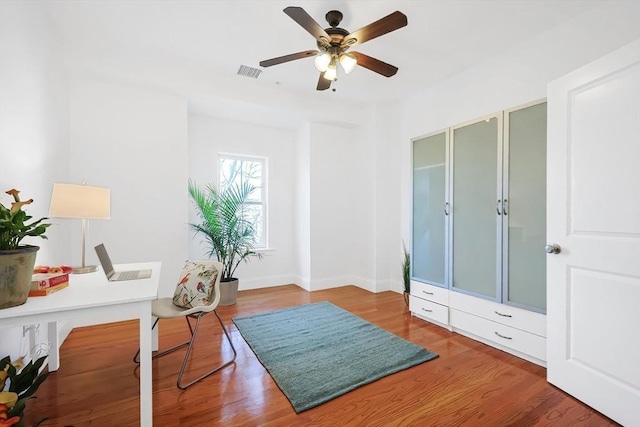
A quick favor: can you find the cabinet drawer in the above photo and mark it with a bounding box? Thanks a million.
[410,281,449,306]
[410,295,449,325]
[450,309,546,361]
[449,291,546,336]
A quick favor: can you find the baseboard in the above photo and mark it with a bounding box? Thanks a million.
[241,275,377,293]
[308,275,376,293]
[238,275,300,291]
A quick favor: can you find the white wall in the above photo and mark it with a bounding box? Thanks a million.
[188,114,297,290]
[308,123,375,291]
[0,0,70,360]
[374,0,640,293]
[370,103,404,292]
[69,74,189,298]
[187,116,379,293]
[294,124,311,289]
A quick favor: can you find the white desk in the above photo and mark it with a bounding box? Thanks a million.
[0,262,161,426]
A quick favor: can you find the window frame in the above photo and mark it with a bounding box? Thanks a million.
[217,153,268,249]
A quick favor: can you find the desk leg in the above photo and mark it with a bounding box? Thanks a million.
[139,301,153,426]
[47,322,60,371]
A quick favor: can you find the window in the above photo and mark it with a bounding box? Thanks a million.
[218,154,267,248]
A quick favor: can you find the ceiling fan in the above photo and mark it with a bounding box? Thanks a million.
[259,6,408,91]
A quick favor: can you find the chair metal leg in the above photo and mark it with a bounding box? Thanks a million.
[133,310,237,390]
[176,310,237,390]
[133,318,160,364]
[134,316,198,364]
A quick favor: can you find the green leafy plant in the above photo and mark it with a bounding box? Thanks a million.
[0,189,50,251]
[188,180,263,280]
[402,243,410,294]
[0,355,49,427]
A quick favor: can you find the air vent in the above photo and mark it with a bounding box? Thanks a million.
[237,65,262,79]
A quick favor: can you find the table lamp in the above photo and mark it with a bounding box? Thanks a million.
[49,182,111,274]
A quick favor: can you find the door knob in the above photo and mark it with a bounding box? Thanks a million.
[545,243,561,254]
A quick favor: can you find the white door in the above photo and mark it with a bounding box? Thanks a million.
[547,39,640,427]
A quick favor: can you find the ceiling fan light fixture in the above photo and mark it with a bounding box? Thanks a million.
[260,7,407,90]
[339,53,357,74]
[323,62,337,81]
[314,52,331,72]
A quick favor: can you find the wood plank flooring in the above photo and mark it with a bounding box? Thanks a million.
[23,285,617,426]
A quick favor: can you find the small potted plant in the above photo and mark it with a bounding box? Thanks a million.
[0,189,51,309]
[188,180,263,305]
[402,243,410,306]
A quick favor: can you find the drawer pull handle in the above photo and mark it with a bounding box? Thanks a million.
[421,308,433,313]
[494,331,512,340]
[494,310,512,318]
[422,290,434,295]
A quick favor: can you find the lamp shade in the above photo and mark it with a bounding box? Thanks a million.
[339,53,357,74]
[314,52,331,72]
[323,61,337,81]
[49,183,111,219]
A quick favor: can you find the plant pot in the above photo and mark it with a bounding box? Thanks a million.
[0,245,39,309]
[219,278,239,306]
[403,291,410,307]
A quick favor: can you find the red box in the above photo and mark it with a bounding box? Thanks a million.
[29,281,69,296]
[31,273,69,290]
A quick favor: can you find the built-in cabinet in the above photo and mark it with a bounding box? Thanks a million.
[410,100,547,366]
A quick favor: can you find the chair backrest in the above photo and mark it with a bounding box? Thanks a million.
[172,260,223,312]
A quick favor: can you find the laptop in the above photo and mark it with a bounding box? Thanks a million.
[95,243,152,281]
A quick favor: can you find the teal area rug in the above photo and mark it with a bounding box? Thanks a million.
[233,301,438,413]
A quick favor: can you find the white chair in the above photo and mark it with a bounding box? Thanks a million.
[134,260,236,389]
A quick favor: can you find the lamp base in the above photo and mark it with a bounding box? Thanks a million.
[73,265,98,274]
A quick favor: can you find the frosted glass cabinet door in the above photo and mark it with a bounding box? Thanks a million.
[412,132,447,286]
[451,116,500,299]
[504,102,547,312]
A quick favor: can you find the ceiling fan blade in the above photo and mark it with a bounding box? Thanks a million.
[351,52,398,77]
[284,6,331,43]
[316,73,331,91]
[259,50,318,68]
[342,11,407,48]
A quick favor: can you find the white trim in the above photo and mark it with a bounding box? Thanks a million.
[237,274,299,291]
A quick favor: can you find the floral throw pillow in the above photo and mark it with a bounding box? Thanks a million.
[172,261,219,309]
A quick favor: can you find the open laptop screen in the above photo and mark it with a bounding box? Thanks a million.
[95,243,115,277]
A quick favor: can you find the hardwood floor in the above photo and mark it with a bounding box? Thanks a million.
[23,285,617,426]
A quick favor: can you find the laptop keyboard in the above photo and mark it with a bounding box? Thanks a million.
[117,271,138,280]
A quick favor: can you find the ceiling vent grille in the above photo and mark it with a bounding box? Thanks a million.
[237,65,262,79]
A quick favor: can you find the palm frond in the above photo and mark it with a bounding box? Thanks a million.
[188,179,262,279]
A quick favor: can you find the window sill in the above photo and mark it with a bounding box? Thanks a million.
[255,247,275,254]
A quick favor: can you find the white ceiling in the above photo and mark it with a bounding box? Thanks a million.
[43,0,605,126]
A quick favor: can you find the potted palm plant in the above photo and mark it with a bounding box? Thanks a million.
[0,189,50,309]
[188,180,263,306]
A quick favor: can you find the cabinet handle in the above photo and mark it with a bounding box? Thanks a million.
[502,199,508,215]
[494,310,512,318]
[496,200,502,215]
[422,290,434,295]
[421,308,433,313]
[494,331,512,340]
[444,202,450,215]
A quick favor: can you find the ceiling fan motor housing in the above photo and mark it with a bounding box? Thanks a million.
[325,10,343,27]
